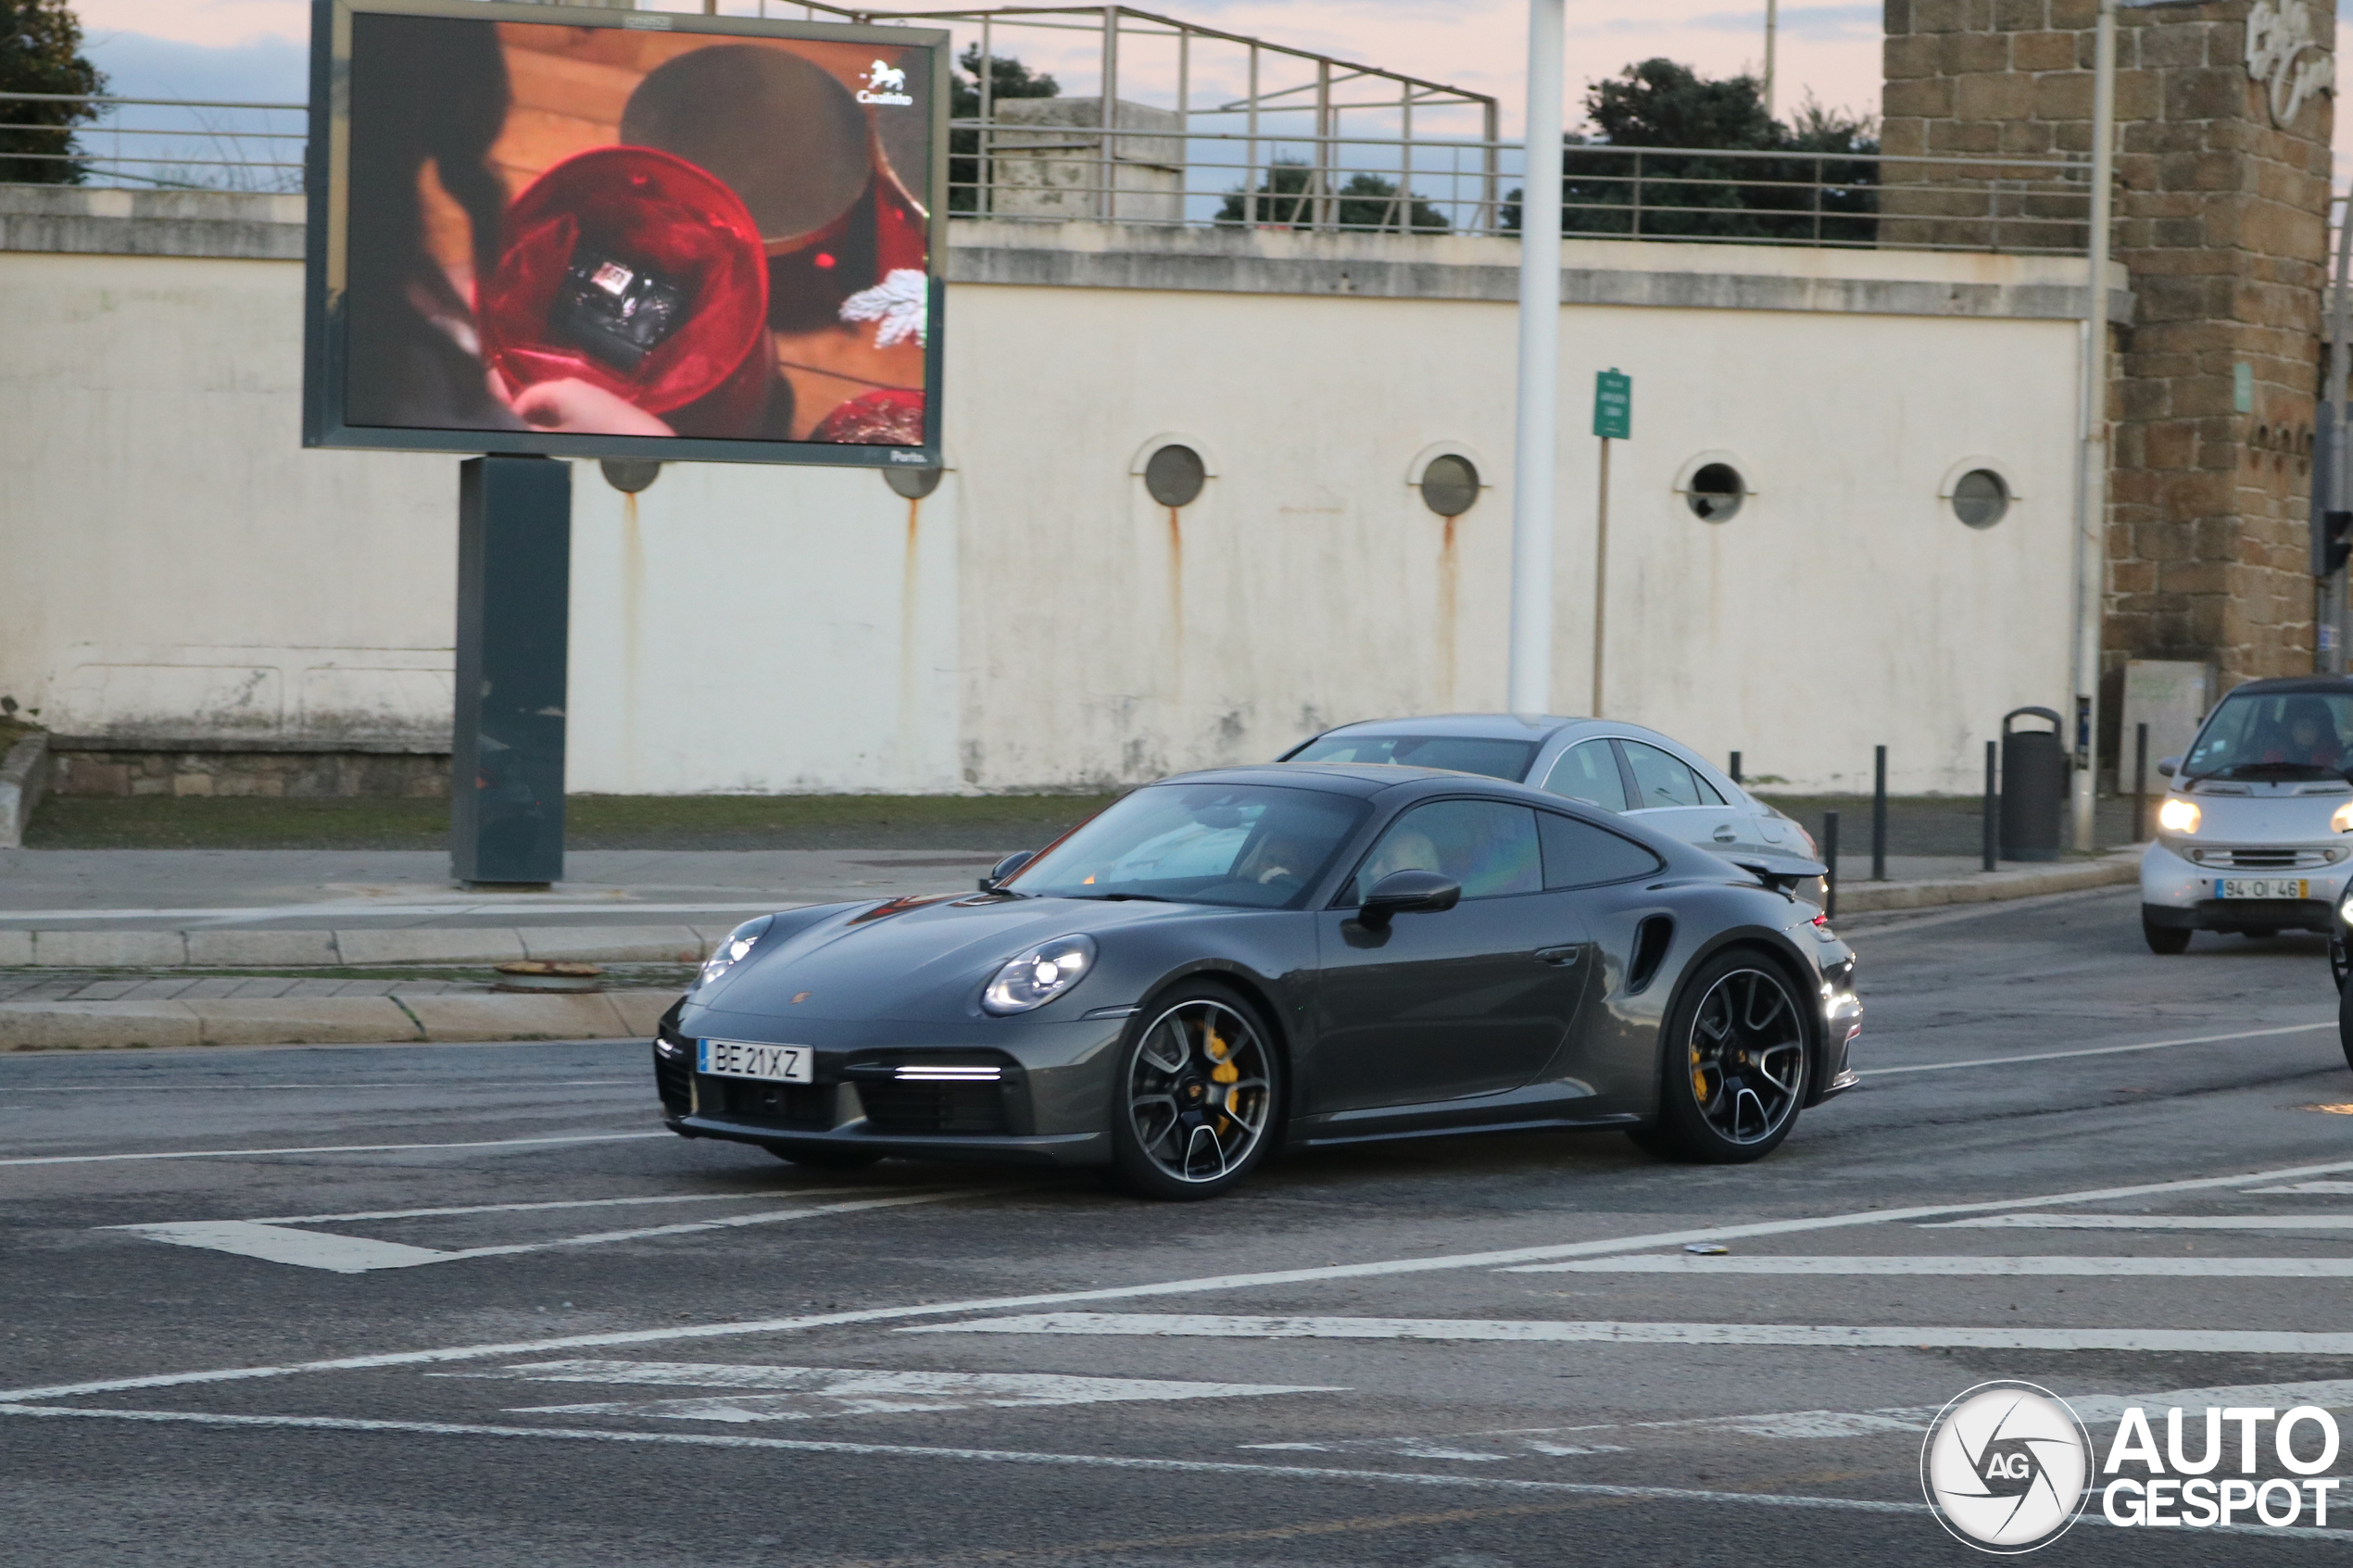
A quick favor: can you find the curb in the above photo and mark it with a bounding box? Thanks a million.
[0,732,49,851]
[0,989,675,1050]
[0,922,730,970]
[1832,847,2141,914]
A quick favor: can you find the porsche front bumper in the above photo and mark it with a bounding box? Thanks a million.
[653,1005,1132,1168]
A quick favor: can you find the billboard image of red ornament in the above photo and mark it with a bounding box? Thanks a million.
[305,0,946,468]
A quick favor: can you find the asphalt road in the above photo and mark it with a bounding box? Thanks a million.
[6,884,2353,1565]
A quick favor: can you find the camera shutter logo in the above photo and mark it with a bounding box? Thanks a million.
[1920,1381,2092,1552]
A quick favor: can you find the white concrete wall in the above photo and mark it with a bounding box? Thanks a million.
[0,220,2091,795]
[0,251,455,748]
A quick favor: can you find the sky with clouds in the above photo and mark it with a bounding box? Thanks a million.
[56,0,2348,179]
[66,1,1884,125]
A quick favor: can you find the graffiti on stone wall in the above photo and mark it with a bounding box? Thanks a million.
[2246,0,2331,129]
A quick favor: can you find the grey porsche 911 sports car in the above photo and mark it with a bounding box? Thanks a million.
[652,764,1860,1199]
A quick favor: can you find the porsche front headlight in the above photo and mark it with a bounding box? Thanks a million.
[981,934,1096,1015]
[2333,801,2353,834]
[698,914,774,988]
[2158,797,2200,834]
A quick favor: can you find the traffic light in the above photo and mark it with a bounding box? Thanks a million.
[2315,408,2353,576]
[2324,511,2353,578]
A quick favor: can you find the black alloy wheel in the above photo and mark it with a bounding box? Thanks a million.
[1636,949,1808,1164]
[1109,985,1279,1200]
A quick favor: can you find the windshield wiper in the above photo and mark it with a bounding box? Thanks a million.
[1063,892,1177,902]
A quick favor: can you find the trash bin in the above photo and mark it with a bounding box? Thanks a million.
[2000,706,2066,862]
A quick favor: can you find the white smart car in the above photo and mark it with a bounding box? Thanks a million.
[2140,677,2353,953]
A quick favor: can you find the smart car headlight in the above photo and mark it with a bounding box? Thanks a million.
[2158,797,2200,834]
[698,914,774,988]
[981,934,1096,1015]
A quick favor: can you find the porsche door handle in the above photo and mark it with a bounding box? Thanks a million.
[1533,946,1582,966]
[1711,826,1738,843]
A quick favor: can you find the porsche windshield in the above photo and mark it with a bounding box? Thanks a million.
[1007,784,1369,909]
[2182,690,2353,781]
[1286,733,1538,782]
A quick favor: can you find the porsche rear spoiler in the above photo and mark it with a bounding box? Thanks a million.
[1726,852,1829,896]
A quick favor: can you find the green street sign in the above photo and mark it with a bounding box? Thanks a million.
[1593,368,1631,440]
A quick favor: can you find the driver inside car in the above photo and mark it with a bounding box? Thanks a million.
[2263,698,2346,770]
[1353,828,1442,900]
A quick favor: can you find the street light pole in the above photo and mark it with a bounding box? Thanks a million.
[1507,0,1565,716]
[2326,191,2351,674]
[2070,0,2116,853]
[1763,0,1778,120]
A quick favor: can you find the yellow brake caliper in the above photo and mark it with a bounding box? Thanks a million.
[1205,1018,1240,1130]
[1690,1044,1709,1106]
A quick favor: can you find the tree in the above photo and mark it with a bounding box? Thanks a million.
[0,0,104,184]
[1504,59,1879,245]
[949,44,1057,214]
[1217,158,1450,233]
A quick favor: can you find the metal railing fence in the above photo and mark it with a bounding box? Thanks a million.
[0,93,2095,256]
[0,90,306,193]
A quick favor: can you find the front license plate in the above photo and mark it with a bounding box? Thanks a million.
[696,1039,813,1084]
[2216,878,2308,900]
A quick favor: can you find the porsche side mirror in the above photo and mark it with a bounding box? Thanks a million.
[2156,756,2180,778]
[1357,869,1461,929]
[979,849,1035,891]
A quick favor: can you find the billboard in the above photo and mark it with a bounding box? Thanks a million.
[304,0,947,467]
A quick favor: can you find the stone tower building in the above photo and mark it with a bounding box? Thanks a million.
[1882,0,2334,770]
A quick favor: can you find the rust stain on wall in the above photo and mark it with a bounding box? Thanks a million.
[1166,507,1185,671]
[1437,516,1459,708]
[899,495,923,759]
[620,493,643,784]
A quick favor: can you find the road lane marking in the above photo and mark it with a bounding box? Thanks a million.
[0,1080,635,1094]
[0,900,802,923]
[0,1132,669,1167]
[2246,1182,2353,1194]
[1243,1377,2353,1461]
[1860,1020,2334,1077]
[1508,1254,2353,1276]
[0,1404,1935,1519]
[19,1151,2353,1404]
[107,1192,964,1273]
[114,1222,448,1273]
[1933,1214,2353,1231]
[441,1362,1340,1421]
[907,1312,2353,1355]
[248,1188,902,1224]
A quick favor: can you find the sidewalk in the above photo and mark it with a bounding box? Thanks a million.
[0,843,2145,1050]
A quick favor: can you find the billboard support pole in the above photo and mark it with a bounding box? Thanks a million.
[452,456,572,889]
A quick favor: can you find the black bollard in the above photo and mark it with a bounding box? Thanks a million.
[1822,810,1841,920]
[1729,750,1743,785]
[1982,739,1998,872]
[1871,745,1888,883]
[2133,722,2149,844]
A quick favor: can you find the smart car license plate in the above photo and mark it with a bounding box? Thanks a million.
[2216,877,2307,899]
[696,1039,812,1084]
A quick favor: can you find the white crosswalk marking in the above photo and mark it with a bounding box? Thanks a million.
[107,1191,963,1273]
[438,1361,1341,1422]
[1238,1377,2353,1462]
[1931,1213,2353,1231]
[1506,1254,2353,1276]
[908,1312,2353,1355]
